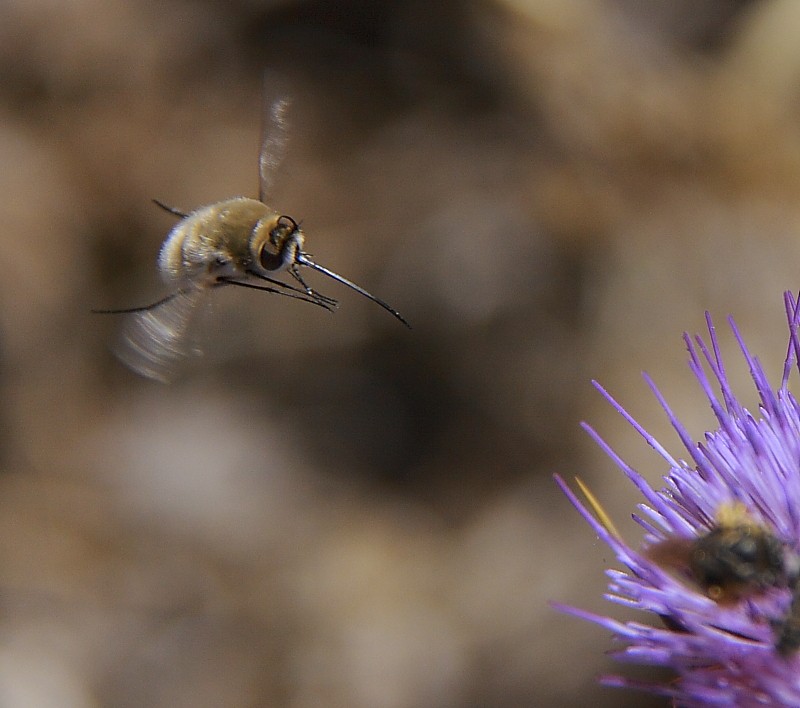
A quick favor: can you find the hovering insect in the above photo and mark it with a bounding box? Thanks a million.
[95,92,409,382]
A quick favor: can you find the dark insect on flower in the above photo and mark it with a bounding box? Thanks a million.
[554,292,800,705]
[647,504,793,604]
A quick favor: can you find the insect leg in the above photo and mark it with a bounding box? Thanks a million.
[289,264,339,308]
[152,199,189,218]
[92,292,181,315]
[245,269,339,308]
[217,277,335,312]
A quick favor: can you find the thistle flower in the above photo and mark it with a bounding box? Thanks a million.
[555,292,800,705]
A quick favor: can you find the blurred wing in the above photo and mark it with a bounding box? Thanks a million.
[114,287,207,383]
[259,75,292,202]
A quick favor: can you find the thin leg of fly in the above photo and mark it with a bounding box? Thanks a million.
[93,274,336,318]
[245,269,338,308]
[92,292,181,315]
[152,199,189,219]
[217,278,335,311]
[295,254,410,328]
[288,264,339,308]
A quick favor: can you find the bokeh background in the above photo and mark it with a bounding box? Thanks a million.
[3,0,800,705]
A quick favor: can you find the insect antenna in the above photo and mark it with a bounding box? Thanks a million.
[295,253,410,328]
[152,199,189,218]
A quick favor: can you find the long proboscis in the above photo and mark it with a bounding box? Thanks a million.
[296,254,410,328]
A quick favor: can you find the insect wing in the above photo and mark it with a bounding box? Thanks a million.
[114,286,207,383]
[259,79,291,203]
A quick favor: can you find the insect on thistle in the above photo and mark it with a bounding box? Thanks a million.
[647,503,800,656]
[95,90,409,382]
[647,506,791,603]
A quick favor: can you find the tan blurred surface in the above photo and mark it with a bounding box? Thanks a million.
[1,0,798,705]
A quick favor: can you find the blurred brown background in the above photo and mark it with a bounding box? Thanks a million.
[2,0,800,705]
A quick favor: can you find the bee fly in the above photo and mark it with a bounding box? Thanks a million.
[95,92,409,382]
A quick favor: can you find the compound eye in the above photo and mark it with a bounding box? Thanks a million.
[259,245,283,271]
[261,215,299,271]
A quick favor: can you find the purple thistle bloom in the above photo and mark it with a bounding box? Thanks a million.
[555,292,800,705]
